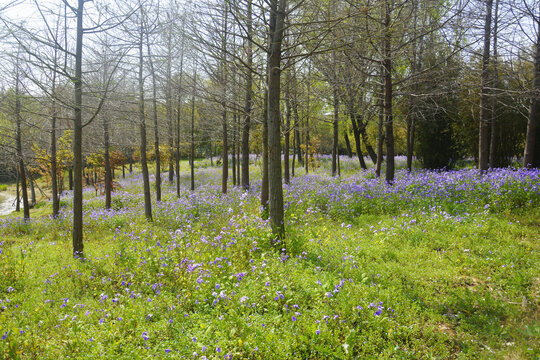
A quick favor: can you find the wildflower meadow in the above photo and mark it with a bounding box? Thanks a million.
[0,158,539,359]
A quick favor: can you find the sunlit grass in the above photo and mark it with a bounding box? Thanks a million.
[0,158,538,358]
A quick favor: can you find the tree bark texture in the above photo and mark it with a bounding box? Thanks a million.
[146,37,161,202]
[344,132,353,158]
[176,45,185,198]
[104,115,112,209]
[267,0,286,239]
[51,59,59,217]
[332,86,339,176]
[72,0,84,257]
[232,112,237,187]
[479,0,493,172]
[241,5,253,191]
[523,4,540,168]
[284,78,291,184]
[489,0,499,168]
[261,88,269,210]
[139,15,153,222]
[221,5,229,194]
[349,110,367,169]
[384,0,395,183]
[191,69,197,191]
[166,26,175,183]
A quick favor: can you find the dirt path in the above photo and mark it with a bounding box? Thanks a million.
[0,194,16,216]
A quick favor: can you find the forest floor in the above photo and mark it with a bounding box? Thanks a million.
[0,158,539,359]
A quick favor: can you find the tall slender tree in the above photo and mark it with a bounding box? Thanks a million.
[138,6,153,221]
[146,20,162,202]
[489,0,500,168]
[478,0,493,172]
[72,0,85,257]
[190,65,197,191]
[221,1,229,194]
[241,0,253,191]
[524,1,540,168]
[267,0,286,239]
[14,55,29,220]
[384,0,395,183]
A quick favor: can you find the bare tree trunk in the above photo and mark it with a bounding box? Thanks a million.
[72,0,84,257]
[292,128,296,177]
[406,0,420,173]
[523,4,540,168]
[221,4,229,195]
[261,88,269,211]
[349,110,367,169]
[69,166,73,190]
[146,37,161,202]
[478,0,493,172]
[337,150,341,176]
[344,132,353,158]
[406,95,416,172]
[284,78,291,184]
[166,21,175,183]
[305,118,310,173]
[232,111,237,187]
[294,115,302,167]
[176,97,181,196]
[176,37,185,198]
[291,67,302,167]
[104,116,112,209]
[376,40,384,178]
[267,0,286,239]
[28,170,36,207]
[222,108,228,194]
[139,14,152,222]
[102,59,112,210]
[237,116,241,184]
[384,0,395,183]
[51,43,60,217]
[58,173,63,196]
[190,68,197,191]
[407,117,416,171]
[242,64,253,190]
[332,86,339,176]
[360,126,376,164]
[51,94,59,216]
[489,0,499,168]
[305,66,311,174]
[241,29,252,190]
[16,151,29,220]
[241,7,252,190]
[292,80,301,177]
[15,168,20,212]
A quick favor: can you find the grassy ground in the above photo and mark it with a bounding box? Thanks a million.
[0,158,539,359]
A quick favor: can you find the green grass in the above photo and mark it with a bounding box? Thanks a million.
[0,163,538,359]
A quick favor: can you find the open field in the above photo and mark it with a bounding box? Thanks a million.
[0,159,539,359]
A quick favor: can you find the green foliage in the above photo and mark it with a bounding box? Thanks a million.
[416,96,461,169]
[32,131,73,190]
